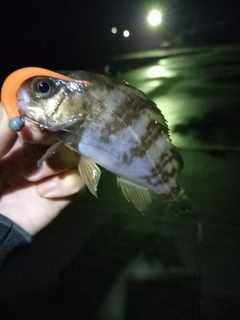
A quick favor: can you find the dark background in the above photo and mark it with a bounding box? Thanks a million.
[1,1,240,320]
[0,0,239,79]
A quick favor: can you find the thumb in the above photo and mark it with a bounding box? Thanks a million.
[0,103,17,158]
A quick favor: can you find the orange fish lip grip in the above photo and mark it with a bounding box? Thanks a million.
[1,67,92,131]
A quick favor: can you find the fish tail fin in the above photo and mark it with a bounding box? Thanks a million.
[161,187,191,215]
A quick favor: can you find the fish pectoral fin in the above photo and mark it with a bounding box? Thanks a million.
[77,156,101,197]
[37,141,64,167]
[116,177,151,212]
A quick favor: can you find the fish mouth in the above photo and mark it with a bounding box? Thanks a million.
[22,110,88,132]
[21,116,47,128]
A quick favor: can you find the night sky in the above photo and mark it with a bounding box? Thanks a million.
[0,0,239,82]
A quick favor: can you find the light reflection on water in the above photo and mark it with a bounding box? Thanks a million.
[123,58,240,151]
[147,65,175,79]
[123,63,174,95]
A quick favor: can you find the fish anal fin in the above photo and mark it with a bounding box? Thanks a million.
[116,177,151,212]
[77,155,101,197]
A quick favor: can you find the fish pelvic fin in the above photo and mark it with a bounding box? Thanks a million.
[77,155,101,197]
[116,177,151,213]
[37,141,64,167]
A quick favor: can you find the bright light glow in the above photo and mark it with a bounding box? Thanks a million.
[148,66,170,78]
[147,10,162,26]
[111,27,117,34]
[123,30,130,37]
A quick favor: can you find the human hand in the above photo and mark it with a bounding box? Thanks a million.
[0,104,85,235]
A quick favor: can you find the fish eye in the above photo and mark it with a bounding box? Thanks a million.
[37,81,51,93]
[33,78,55,98]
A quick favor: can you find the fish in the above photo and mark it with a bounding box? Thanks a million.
[1,67,190,212]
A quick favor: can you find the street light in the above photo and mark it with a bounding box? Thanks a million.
[147,9,162,27]
[111,27,117,34]
[123,30,130,37]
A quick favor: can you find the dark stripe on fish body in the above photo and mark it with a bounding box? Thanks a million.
[161,154,174,168]
[140,162,164,186]
[161,168,177,183]
[130,120,166,158]
[122,152,132,164]
[100,94,143,142]
[115,94,143,127]
[142,121,166,150]
[140,149,177,187]
[160,151,169,162]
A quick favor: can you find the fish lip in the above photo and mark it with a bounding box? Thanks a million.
[22,111,88,132]
[22,117,45,127]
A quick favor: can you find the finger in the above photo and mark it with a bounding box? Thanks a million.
[21,146,77,181]
[18,122,57,145]
[0,104,18,157]
[36,169,85,198]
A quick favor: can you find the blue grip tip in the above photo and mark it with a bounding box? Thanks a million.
[9,117,25,132]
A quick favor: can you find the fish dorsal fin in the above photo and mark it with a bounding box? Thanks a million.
[146,108,170,137]
[124,82,169,136]
[77,156,101,197]
[116,177,151,212]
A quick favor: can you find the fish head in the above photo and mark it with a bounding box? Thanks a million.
[17,75,90,130]
[1,67,92,131]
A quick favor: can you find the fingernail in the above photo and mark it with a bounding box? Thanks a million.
[37,179,57,196]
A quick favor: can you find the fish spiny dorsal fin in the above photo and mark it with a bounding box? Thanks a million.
[77,155,101,197]
[116,177,151,212]
[123,83,170,138]
[146,108,170,138]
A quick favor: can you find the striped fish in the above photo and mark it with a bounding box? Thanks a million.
[1,67,189,212]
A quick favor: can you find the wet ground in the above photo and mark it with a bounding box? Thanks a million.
[0,43,240,319]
